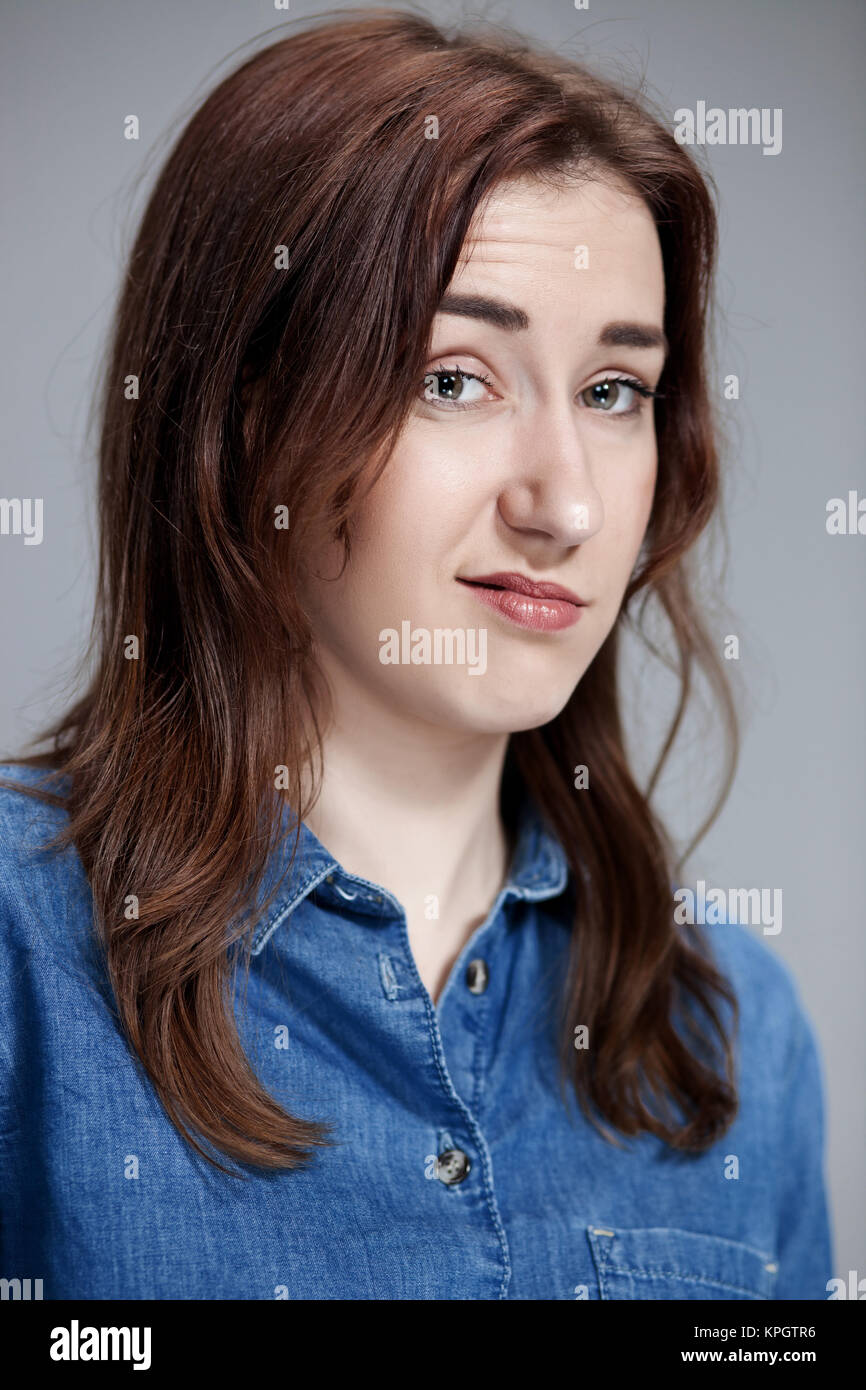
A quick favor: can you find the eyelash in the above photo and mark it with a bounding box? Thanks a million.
[420,361,664,418]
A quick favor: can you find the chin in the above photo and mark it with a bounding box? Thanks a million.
[445,685,578,736]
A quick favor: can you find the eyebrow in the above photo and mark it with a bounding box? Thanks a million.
[437,292,669,360]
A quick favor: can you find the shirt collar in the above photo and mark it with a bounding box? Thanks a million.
[247,792,571,956]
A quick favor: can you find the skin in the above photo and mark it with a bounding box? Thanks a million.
[296,172,666,1004]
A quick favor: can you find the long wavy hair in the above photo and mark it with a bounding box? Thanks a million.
[2,7,739,1173]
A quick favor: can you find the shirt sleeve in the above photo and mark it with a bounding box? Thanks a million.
[772,1000,834,1299]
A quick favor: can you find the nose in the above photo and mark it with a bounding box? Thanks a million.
[496,398,604,546]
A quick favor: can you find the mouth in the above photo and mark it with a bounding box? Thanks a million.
[456,572,586,632]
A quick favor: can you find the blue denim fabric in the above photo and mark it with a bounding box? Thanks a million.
[0,762,832,1300]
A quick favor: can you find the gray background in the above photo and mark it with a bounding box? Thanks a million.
[2,0,863,1283]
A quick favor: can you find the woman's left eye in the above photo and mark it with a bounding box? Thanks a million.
[580,376,656,417]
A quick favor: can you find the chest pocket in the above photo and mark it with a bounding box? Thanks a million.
[587,1224,779,1300]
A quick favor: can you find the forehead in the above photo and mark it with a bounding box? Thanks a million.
[450,174,664,322]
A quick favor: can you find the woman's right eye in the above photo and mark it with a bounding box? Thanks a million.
[420,364,496,411]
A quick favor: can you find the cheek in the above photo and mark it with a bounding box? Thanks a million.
[634,458,658,536]
[600,453,657,565]
[351,440,479,581]
[300,474,444,641]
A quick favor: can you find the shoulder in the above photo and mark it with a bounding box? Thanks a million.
[0,761,76,892]
[698,914,797,1002]
[0,762,95,970]
[0,760,72,836]
[694,917,824,1094]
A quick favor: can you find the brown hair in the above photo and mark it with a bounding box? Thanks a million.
[2,7,738,1173]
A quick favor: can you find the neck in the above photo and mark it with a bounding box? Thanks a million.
[298,679,513,922]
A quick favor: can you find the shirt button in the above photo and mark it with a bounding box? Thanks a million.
[436,1148,471,1185]
[465,959,489,995]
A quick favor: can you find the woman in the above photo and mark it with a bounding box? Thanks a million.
[0,9,831,1300]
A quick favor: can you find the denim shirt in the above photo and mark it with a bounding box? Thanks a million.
[0,763,832,1300]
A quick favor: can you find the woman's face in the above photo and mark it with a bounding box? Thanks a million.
[299,173,666,735]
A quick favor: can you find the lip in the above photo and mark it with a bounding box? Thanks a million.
[457,571,586,632]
